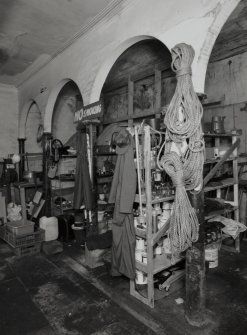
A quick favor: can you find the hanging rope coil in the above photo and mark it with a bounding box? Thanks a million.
[159,152,199,257]
[157,43,204,258]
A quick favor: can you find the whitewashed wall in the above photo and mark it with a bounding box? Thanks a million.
[204,51,247,153]
[16,0,240,135]
[0,84,19,158]
[52,98,77,144]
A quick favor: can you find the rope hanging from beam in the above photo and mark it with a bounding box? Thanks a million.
[157,43,205,259]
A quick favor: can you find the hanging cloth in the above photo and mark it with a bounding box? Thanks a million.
[108,129,136,279]
[73,127,93,210]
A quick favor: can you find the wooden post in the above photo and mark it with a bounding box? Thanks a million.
[154,68,162,113]
[185,189,206,326]
[185,92,207,326]
[42,132,52,216]
[89,123,98,210]
[128,77,134,127]
[18,138,26,181]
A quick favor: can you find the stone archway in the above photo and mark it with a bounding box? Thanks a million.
[194,0,241,94]
[43,79,73,133]
[18,99,38,139]
[89,35,162,104]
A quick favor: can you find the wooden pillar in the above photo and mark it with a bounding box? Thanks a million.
[42,132,52,216]
[185,92,207,326]
[18,138,26,181]
[128,77,134,127]
[154,68,162,113]
[185,189,206,326]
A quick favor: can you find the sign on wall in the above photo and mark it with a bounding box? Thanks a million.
[74,101,102,123]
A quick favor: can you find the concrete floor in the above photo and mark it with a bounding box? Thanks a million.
[0,239,247,335]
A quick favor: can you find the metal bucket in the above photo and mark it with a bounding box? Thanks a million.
[211,116,225,134]
[146,117,161,130]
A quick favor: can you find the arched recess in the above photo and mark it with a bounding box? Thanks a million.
[44,78,83,133]
[25,101,43,153]
[90,35,162,103]
[18,99,39,139]
[203,0,247,151]
[51,80,83,144]
[194,0,241,94]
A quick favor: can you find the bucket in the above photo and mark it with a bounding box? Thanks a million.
[97,211,105,222]
[135,249,147,264]
[136,270,147,285]
[72,224,86,246]
[39,216,58,241]
[136,237,145,250]
[205,244,218,268]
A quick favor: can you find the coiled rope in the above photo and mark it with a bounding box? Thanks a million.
[157,43,204,258]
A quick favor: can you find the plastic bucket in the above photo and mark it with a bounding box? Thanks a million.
[39,216,58,241]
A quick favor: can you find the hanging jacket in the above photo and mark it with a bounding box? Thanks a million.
[108,129,136,279]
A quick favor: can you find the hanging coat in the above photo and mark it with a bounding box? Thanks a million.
[108,129,136,279]
[73,129,93,210]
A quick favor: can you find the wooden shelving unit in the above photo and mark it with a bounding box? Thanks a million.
[50,155,76,216]
[130,125,179,308]
[204,131,240,252]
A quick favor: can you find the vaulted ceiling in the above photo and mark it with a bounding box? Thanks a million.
[0,0,246,86]
[0,0,112,85]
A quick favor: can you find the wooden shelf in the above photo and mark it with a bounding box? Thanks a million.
[135,254,182,275]
[96,173,114,178]
[134,194,174,204]
[204,178,235,193]
[53,176,75,181]
[95,152,116,156]
[13,181,43,189]
[51,187,74,194]
[61,154,77,158]
[204,132,240,137]
[205,206,238,220]
[204,157,236,165]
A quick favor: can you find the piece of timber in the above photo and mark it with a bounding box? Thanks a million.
[134,194,174,204]
[203,138,240,186]
[151,218,170,246]
[204,178,234,192]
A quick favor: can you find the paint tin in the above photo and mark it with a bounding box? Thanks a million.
[135,249,147,264]
[136,237,145,250]
[154,245,162,255]
[141,252,147,264]
[136,270,147,285]
[135,249,143,262]
[205,243,218,268]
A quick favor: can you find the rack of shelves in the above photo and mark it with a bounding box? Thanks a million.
[50,155,77,216]
[130,125,180,308]
[95,149,117,204]
[204,131,240,252]
[51,175,75,215]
